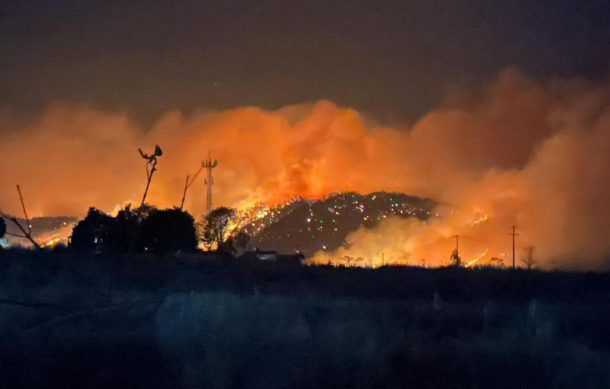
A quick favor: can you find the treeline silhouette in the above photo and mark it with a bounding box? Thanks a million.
[71,205,197,255]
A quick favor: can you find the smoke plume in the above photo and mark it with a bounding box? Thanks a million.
[0,69,608,269]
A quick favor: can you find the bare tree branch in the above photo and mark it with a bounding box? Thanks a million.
[0,212,41,249]
[0,185,42,249]
[178,164,205,210]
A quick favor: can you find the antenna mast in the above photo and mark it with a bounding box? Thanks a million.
[509,225,519,268]
[202,152,218,215]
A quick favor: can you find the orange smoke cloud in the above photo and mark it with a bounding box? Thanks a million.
[0,69,609,269]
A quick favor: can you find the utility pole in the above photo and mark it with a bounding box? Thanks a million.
[202,152,218,215]
[509,225,519,268]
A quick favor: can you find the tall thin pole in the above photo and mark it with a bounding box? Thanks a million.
[510,225,519,268]
[139,168,154,209]
[202,152,218,215]
[207,166,213,213]
[16,185,32,234]
[179,175,190,210]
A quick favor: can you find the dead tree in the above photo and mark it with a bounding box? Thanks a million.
[178,164,205,210]
[521,246,536,269]
[138,144,163,210]
[0,185,41,249]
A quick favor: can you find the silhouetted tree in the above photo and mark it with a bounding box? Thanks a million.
[138,208,197,254]
[521,246,536,269]
[70,208,116,251]
[201,207,236,251]
[335,255,366,267]
[111,205,141,252]
[450,249,461,267]
[71,205,199,255]
[489,257,505,268]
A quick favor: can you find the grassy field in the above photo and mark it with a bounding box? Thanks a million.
[0,249,609,388]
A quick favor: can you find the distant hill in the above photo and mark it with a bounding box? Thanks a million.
[0,192,434,252]
[1,216,77,247]
[239,192,435,257]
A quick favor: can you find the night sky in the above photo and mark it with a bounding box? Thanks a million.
[1,0,608,123]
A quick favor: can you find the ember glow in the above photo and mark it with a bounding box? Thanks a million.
[1,70,609,269]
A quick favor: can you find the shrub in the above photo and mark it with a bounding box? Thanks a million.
[70,208,116,251]
[70,206,197,255]
[136,208,198,255]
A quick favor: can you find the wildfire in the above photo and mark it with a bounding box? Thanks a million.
[42,237,63,248]
[470,212,489,227]
[2,70,610,269]
[464,251,489,268]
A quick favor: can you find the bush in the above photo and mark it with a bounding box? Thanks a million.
[70,208,116,251]
[138,208,197,254]
[111,206,141,253]
[70,206,197,255]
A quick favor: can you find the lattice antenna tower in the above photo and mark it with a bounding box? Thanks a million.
[202,152,218,214]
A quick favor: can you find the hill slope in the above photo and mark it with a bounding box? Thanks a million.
[239,192,435,256]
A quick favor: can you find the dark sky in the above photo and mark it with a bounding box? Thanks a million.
[1,0,608,124]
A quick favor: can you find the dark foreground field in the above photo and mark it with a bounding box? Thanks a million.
[0,250,609,388]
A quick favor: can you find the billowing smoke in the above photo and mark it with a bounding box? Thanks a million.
[0,69,608,269]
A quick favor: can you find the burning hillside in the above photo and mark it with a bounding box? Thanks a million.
[1,216,77,248]
[0,70,609,269]
[236,192,434,258]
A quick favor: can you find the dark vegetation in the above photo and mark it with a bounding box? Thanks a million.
[201,206,236,251]
[1,148,607,387]
[0,248,609,388]
[71,206,197,255]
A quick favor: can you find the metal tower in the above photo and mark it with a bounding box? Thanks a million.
[202,152,218,215]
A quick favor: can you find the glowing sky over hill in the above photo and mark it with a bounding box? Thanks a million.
[1,70,609,269]
[1,1,608,269]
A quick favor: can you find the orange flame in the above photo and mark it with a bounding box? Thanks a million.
[1,69,610,269]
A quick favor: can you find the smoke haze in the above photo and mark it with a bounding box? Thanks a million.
[1,69,609,269]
